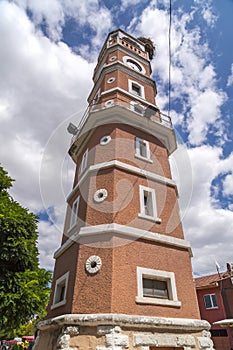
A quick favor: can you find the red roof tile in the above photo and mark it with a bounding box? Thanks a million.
[195,273,221,288]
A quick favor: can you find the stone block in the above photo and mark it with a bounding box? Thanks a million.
[176,335,196,347]
[134,334,158,346]
[198,336,213,349]
[97,326,115,335]
[63,326,79,336]
[105,332,129,347]
[57,334,70,349]
[96,347,122,350]
[156,335,178,347]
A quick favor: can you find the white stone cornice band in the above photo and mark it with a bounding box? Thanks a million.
[37,313,210,331]
[67,160,177,202]
[54,223,192,259]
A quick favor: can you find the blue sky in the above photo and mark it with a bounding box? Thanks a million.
[0,0,233,276]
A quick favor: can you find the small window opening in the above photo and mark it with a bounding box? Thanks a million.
[70,196,80,229]
[132,83,141,96]
[143,190,153,216]
[139,140,147,158]
[55,281,66,304]
[58,284,65,302]
[143,278,168,299]
[204,294,218,309]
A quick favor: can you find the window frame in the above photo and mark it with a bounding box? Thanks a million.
[69,195,80,229]
[51,271,69,309]
[128,79,145,99]
[136,267,181,307]
[135,137,152,162]
[79,149,88,176]
[204,293,218,309]
[138,185,161,222]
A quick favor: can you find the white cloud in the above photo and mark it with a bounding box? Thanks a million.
[180,145,233,274]
[187,89,226,145]
[133,2,227,146]
[37,218,62,269]
[223,173,233,196]
[120,0,141,10]
[14,0,113,48]
[15,0,64,41]
[200,2,217,27]
[227,63,233,87]
[0,1,94,269]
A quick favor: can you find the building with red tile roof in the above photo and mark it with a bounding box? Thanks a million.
[195,264,233,350]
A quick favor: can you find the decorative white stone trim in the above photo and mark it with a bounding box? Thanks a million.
[136,267,181,308]
[70,102,176,159]
[135,154,153,163]
[135,137,152,162]
[109,55,117,62]
[54,223,192,259]
[94,188,108,202]
[85,255,102,274]
[139,185,160,223]
[105,99,114,107]
[128,79,145,99]
[100,135,112,145]
[51,271,69,309]
[177,335,196,347]
[138,213,162,223]
[97,326,115,335]
[134,334,196,348]
[67,159,177,203]
[107,77,115,84]
[198,336,214,349]
[57,326,79,350]
[104,326,129,349]
[36,313,210,332]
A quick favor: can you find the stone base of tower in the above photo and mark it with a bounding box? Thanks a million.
[34,314,214,350]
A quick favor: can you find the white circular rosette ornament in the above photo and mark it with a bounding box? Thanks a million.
[100,135,111,145]
[94,188,108,202]
[85,255,102,274]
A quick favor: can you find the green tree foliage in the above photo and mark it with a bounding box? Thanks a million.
[0,165,52,338]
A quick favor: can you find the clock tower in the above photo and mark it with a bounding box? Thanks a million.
[35,30,213,350]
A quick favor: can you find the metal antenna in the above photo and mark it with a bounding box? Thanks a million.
[168,0,172,116]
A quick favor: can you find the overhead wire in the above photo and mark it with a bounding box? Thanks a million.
[168,0,172,117]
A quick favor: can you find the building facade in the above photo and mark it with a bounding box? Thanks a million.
[35,29,213,350]
[196,266,233,350]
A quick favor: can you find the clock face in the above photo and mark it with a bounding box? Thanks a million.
[126,58,142,72]
[123,56,146,74]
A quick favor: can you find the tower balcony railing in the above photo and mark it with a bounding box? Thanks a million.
[71,100,173,142]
